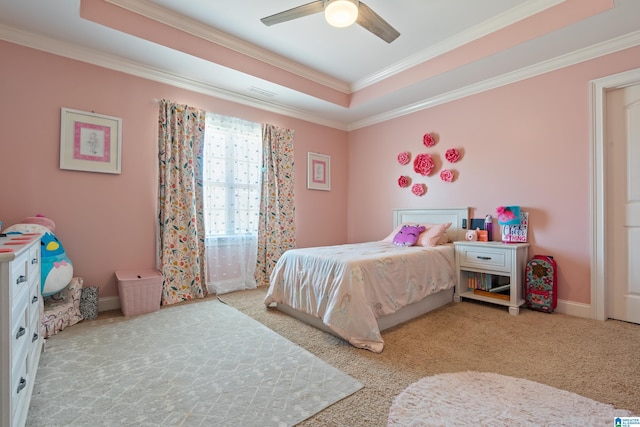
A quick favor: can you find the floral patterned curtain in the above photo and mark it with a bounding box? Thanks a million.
[255,124,296,287]
[157,100,207,304]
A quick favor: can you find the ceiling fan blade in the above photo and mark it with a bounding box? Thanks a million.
[356,2,400,43]
[261,1,325,26]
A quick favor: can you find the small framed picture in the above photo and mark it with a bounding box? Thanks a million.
[307,152,331,191]
[60,108,122,174]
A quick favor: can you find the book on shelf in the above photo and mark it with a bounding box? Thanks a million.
[473,289,510,301]
[466,272,491,291]
[466,273,510,292]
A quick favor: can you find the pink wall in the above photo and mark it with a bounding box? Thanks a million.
[0,41,348,298]
[348,45,640,304]
[3,40,640,306]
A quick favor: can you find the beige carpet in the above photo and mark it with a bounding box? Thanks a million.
[27,299,362,427]
[219,287,640,426]
[387,371,634,426]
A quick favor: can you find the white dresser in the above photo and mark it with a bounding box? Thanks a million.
[0,235,43,427]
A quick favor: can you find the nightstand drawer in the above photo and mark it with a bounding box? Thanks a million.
[458,246,511,272]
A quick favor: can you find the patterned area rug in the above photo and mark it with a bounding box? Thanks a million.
[387,372,634,426]
[28,299,362,427]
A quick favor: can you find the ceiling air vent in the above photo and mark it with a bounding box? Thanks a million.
[248,86,276,98]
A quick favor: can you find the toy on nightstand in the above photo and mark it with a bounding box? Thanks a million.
[465,228,479,241]
[5,214,74,296]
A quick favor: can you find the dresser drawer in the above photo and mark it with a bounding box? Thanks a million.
[28,277,41,325]
[29,289,42,360]
[11,356,28,423]
[11,294,30,373]
[457,245,511,273]
[9,251,29,300]
[30,295,41,334]
[27,242,40,277]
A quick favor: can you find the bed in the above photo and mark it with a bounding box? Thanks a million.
[264,208,469,353]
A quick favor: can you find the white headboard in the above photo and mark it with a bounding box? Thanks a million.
[393,208,470,242]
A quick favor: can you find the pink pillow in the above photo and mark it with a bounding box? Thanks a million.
[416,222,452,247]
[437,232,452,245]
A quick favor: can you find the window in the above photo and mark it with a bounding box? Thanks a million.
[203,114,262,238]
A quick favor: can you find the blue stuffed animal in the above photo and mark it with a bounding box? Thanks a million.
[39,231,74,296]
[5,216,73,296]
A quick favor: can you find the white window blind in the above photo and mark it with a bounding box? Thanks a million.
[203,113,262,238]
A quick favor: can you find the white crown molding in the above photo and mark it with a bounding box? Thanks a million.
[0,24,348,130]
[2,23,639,132]
[105,0,351,94]
[349,29,640,130]
[352,0,564,91]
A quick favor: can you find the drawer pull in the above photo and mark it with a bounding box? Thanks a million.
[16,275,27,284]
[16,378,26,394]
[32,332,39,342]
[477,256,492,260]
[32,295,39,304]
[32,258,38,264]
[16,326,26,339]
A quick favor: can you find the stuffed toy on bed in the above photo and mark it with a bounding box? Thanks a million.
[5,215,74,296]
[393,224,426,246]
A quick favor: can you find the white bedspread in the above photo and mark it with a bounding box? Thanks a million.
[264,241,455,352]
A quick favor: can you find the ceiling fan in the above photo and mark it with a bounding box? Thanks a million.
[260,0,400,44]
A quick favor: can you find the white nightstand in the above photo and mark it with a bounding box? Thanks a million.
[453,241,529,315]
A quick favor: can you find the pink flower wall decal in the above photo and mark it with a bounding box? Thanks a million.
[411,183,427,196]
[445,148,461,163]
[398,175,411,188]
[413,153,435,176]
[440,169,454,182]
[423,133,435,147]
[397,151,411,165]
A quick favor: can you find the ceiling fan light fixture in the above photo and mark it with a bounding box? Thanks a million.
[324,0,358,28]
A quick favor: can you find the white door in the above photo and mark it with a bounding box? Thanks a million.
[606,83,640,323]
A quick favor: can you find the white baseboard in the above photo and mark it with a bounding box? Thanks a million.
[555,299,592,319]
[97,295,594,318]
[98,296,121,312]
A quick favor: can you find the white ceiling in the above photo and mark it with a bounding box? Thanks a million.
[1,0,640,129]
